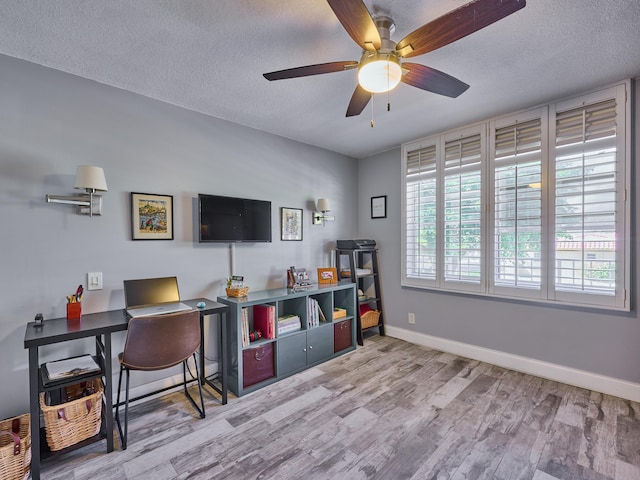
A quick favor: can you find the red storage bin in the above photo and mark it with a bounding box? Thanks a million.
[243,343,274,388]
[334,319,352,353]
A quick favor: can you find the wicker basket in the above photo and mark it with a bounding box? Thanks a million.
[360,310,381,329]
[226,287,249,298]
[39,379,103,451]
[0,413,31,480]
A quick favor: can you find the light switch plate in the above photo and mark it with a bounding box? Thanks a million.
[87,272,103,290]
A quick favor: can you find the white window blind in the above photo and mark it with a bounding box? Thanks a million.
[402,81,629,311]
[553,99,618,299]
[443,134,483,287]
[492,117,543,293]
[405,143,438,283]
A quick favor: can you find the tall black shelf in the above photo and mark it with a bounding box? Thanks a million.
[335,247,385,345]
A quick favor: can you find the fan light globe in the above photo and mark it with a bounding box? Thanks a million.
[358,54,402,93]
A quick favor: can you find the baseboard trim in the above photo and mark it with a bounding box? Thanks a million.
[385,326,640,403]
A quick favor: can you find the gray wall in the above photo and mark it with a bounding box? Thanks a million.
[358,80,640,385]
[0,54,357,418]
[2,50,637,419]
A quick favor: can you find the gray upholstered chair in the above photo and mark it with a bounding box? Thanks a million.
[115,309,205,450]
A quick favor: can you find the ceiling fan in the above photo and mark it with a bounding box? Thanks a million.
[263,0,526,118]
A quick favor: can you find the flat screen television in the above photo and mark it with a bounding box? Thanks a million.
[198,193,272,243]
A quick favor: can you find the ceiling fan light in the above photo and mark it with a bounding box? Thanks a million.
[358,54,401,93]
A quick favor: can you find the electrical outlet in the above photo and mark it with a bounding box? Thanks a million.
[87,272,103,291]
[408,312,416,324]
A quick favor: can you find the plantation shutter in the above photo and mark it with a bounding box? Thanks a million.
[443,134,482,286]
[405,144,438,281]
[493,118,543,291]
[554,99,618,297]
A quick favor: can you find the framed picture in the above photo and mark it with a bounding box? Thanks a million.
[371,195,387,219]
[317,267,338,285]
[130,192,174,240]
[281,207,303,241]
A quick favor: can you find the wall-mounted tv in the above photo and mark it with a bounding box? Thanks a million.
[198,194,272,243]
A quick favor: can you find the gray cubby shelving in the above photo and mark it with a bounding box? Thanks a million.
[217,283,356,397]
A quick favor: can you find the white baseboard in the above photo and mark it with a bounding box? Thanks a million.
[385,326,640,403]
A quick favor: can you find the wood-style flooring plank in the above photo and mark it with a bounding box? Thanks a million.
[39,334,638,480]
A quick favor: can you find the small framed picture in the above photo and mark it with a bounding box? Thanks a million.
[131,192,174,240]
[371,195,387,219]
[317,267,338,285]
[281,207,303,241]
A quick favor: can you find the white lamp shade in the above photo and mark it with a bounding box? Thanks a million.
[317,198,331,212]
[74,165,108,191]
[358,54,402,93]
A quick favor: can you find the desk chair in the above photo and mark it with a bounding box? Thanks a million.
[115,310,205,450]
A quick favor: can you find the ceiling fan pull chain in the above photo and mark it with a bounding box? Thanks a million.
[370,92,375,128]
[387,65,391,112]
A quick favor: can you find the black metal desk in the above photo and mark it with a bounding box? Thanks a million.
[23,298,228,480]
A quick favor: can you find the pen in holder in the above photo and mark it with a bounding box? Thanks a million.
[66,302,82,320]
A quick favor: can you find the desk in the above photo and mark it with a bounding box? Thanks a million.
[23,298,228,480]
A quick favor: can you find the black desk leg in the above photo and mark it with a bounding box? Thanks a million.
[199,314,206,389]
[28,346,41,480]
[220,312,227,404]
[199,312,228,405]
[102,333,114,452]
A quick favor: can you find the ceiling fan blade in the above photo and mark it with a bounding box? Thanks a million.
[401,63,470,98]
[346,84,371,117]
[263,61,358,81]
[327,0,381,51]
[396,0,526,58]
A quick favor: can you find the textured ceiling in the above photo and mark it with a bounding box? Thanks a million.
[1,0,639,158]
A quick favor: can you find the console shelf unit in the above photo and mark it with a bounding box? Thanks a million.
[217,283,356,397]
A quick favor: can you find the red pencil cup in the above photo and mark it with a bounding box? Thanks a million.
[66,302,82,320]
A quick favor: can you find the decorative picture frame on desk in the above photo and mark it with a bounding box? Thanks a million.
[317,267,338,285]
[130,192,174,240]
[281,207,302,241]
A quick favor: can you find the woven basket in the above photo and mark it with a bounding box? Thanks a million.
[226,287,249,298]
[0,413,31,480]
[360,310,381,329]
[40,379,103,451]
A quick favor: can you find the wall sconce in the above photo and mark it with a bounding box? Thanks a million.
[313,198,335,225]
[46,165,108,217]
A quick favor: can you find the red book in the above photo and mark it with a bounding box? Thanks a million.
[253,304,275,339]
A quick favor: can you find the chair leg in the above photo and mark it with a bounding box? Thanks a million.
[115,364,128,450]
[182,354,205,418]
[194,353,206,417]
[123,368,130,449]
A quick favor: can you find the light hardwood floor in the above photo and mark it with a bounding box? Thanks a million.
[42,334,640,479]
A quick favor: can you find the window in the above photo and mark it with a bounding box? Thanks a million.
[402,82,630,310]
[551,90,628,308]
[489,109,546,299]
[405,141,438,285]
[442,129,485,292]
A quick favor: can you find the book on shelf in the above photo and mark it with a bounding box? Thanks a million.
[307,298,328,327]
[278,321,302,335]
[332,307,347,321]
[317,305,327,323]
[277,313,301,334]
[241,307,250,347]
[253,304,275,339]
[44,354,101,383]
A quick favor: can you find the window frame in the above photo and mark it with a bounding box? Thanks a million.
[488,107,548,300]
[401,81,630,311]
